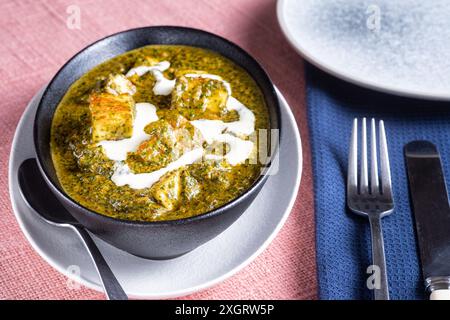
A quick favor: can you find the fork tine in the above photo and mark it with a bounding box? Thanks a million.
[360,118,369,194]
[370,118,379,194]
[347,118,358,195]
[379,120,392,196]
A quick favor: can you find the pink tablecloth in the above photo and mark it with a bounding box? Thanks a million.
[0,0,316,300]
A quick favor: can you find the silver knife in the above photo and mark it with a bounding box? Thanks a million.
[405,141,450,300]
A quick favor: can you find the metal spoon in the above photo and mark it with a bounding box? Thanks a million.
[18,158,128,300]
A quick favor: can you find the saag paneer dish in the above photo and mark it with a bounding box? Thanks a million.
[51,45,269,221]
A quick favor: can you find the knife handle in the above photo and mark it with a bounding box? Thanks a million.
[426,276,450,300]
[430,290,450,300]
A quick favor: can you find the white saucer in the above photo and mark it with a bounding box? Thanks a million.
[8,87,302,299]
[278,0,450,100]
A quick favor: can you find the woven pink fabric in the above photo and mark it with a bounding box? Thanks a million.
[0,0,317,300]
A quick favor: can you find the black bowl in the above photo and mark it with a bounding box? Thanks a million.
[34,26,281,259]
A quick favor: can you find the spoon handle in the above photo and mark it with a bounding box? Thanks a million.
[72,226,128,300]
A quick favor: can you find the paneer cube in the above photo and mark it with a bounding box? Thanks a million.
[129,119,177,171]
[126,114,202,172]
[105,74,136,96]
[191,160,233,188]
[181,171,201,200]
[171,71,229,120]
[89,93,135,143]
[151,170,182,210]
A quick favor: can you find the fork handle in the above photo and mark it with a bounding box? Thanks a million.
[368,215,390,300]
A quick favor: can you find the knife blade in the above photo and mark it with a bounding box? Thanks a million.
[405,141,450,300]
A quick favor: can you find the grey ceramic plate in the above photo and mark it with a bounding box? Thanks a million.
[8,86,302,299]
[278,0,450,100]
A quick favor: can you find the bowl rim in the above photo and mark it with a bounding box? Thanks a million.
[34,26,282,226]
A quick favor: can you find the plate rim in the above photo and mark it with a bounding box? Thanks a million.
[277,0,450,101]
[8,86,302,299]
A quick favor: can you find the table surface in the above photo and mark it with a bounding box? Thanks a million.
[0,0,316,300]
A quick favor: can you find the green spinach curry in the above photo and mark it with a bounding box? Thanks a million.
[51,45,269,221]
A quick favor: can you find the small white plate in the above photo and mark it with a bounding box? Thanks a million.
[277,0,450,100]
[8,87,302,299]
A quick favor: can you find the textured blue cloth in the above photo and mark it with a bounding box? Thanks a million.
[306,65,450,300]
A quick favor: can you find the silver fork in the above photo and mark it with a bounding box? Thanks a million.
[347,118,394,300]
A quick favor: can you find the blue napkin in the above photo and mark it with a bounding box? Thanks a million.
[306,64,450,300]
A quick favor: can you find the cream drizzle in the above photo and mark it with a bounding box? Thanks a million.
[126,61,175,96]
[111,148,204,189]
